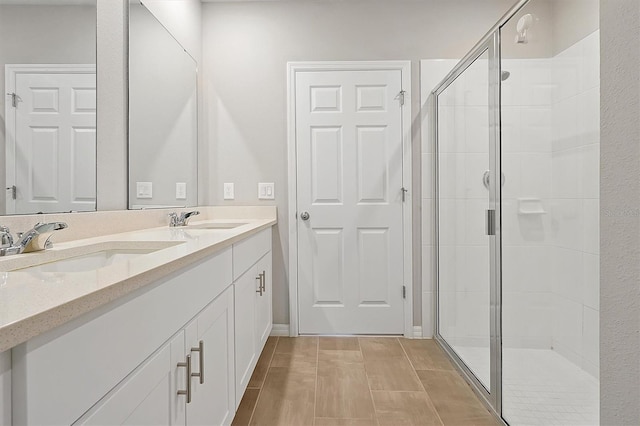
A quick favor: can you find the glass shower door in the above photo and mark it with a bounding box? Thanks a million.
[436,34,500,399]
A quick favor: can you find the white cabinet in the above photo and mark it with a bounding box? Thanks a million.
[77,286,236,426]
[255,252,273,351]
[185,287,235,426]
[10,226,274,426]
[233,229,273,407]
[76,331,185,426]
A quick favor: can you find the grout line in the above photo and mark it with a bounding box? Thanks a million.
[359,337,380,426]
[313,336,319,425]
[397,337,445,426]
[246,336,279,426]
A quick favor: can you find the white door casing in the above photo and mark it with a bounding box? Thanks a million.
[288,61,412,336]
[5,65,96,214]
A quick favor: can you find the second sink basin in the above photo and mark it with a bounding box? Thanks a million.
[187,222,247,230]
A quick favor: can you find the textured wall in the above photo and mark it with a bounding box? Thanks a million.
[600,0,640,423]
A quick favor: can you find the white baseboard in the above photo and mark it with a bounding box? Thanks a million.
[412,326,424,339]
[270,324,290,336]
[270,324,425,338]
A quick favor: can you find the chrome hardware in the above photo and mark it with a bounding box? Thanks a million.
[6,186,16,200]
[169,210,200,227]
[177,354,192,403]
[190,340,204,384]
[0,227,13,249]
[256,274,264,296]
[401,187,408,202]
[0,222,68,256]
[486,209,496,236]
[260,271,266,292]
[395,90,406,106]
[482,170,506,190]
[6,93,16,108]
[300,211,310,221]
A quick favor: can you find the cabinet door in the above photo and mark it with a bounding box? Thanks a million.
[255,251,273,351]
[187,287,236,426]
[234,267,259,406]
[76,331,185,426]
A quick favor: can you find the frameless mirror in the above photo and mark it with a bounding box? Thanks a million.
[0,0,97,215]
[128,1,198,209]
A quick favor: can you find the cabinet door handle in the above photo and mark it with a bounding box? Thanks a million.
[177,354,192,403]
[191,340,204,384]
[260,271,266,292]
[256,275,263,296]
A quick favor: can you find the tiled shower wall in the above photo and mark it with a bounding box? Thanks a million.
[421,30,599,377]
[549,30,600,377]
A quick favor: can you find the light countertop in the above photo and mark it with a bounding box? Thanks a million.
[0,213,276,352]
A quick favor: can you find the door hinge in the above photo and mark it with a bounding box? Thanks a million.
[6,93,16,108]
[396,90,406,106]
[402,285,406,299]
[6,186,16,200]
[401,187,408,202]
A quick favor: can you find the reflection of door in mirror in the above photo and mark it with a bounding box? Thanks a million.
[5,65,96,214]
[0,2,97,215]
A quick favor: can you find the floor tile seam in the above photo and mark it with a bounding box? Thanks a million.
[358,336,380,426]
[313,335,320,423]
[398,338,446,426]
[247,337,279,426]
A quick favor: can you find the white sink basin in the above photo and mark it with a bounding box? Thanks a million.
[15,249,158,273]
[187,222,247,230]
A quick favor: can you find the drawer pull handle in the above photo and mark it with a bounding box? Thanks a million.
[256,275,263,296]
[191,340,205,384]
[177,354,192,403]
[260,271,266,292]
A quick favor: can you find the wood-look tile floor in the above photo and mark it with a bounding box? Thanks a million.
[232,337,501,426]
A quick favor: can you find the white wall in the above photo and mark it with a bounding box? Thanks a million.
[0,4,96,214]
[201,0,516,326]
[600,0,640,423]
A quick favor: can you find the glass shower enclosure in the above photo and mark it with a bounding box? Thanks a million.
[431,0,600,424]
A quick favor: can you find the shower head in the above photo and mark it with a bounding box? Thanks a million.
[501,71,511,81]
[515,14,534,44]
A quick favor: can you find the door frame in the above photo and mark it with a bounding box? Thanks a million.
[4,64,96,214]
[286,61,413,338]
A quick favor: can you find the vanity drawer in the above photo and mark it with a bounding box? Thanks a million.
[232,228,271,280]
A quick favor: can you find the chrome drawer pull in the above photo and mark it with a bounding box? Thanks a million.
[177,354,192,403]
[256,275,263,296]
[191,340,204,384]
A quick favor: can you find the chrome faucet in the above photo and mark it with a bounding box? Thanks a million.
[0,222,68,256]
[169,211,200,227]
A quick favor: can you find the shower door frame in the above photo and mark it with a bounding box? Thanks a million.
[432,30,503,416]
[431,0,531,422]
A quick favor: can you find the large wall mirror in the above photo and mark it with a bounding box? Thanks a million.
[0,0,97,215]
[128,0,198,209]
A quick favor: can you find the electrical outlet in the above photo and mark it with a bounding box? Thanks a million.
[258,183,275,200]
[176,183,187,200]
[224,183,234,200]
[136,182,152,199]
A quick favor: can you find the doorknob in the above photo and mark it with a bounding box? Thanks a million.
[300,211,310,221]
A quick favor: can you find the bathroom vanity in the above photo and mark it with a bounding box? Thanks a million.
[0,207,276,425]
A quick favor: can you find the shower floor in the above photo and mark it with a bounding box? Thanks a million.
[453,346,599,425]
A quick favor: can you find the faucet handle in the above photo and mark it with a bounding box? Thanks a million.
[0,226,12,249]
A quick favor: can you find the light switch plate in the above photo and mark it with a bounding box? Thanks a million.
[258,182,275,200]
[176,182,187,200]
[224,183,234,200]
[136,182,152,199]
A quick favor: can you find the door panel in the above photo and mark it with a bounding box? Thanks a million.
[296,69,404,334]
[13,70,96,213]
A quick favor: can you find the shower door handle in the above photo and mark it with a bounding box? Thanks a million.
[486,209,496,236]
